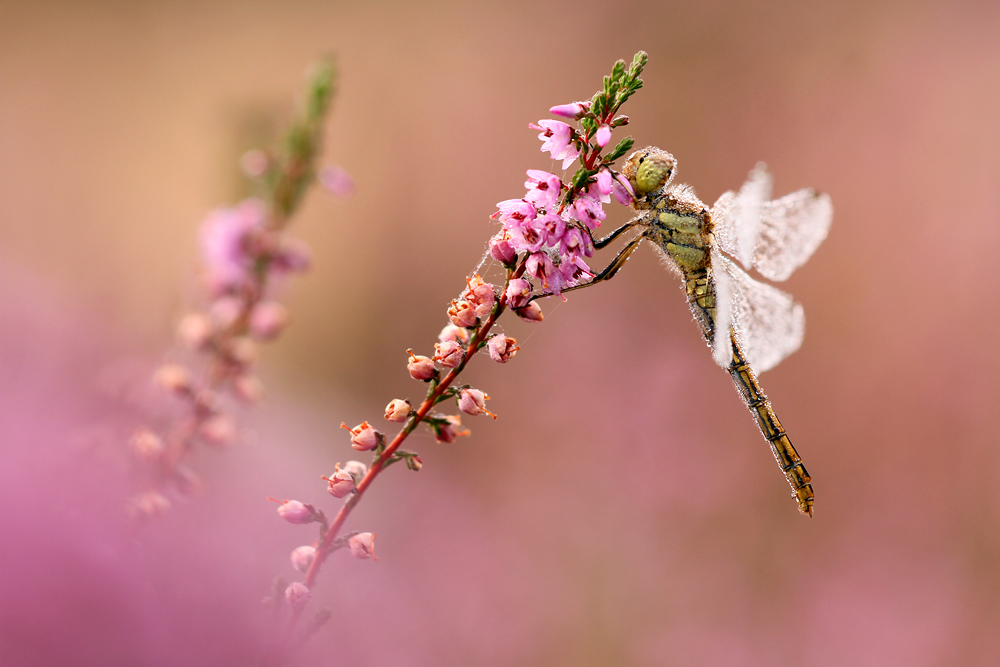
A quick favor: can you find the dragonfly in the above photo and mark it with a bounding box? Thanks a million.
[558,147,832,516]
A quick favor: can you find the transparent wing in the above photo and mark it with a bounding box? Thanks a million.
[711,249,804,373]
[752,189,833,282]
[711,163,772,269]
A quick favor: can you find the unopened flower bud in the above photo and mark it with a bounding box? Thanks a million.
[384,398,412,423]
[227,337,258,367]
[549,101,589,119]
[130,428,164,461]
[210,296,242,329]
[340,421,381,451]
[271,238,312,274]
[232,374,265,403]
[435,415,470,444]
[348,532,378,560]
[434,340,464,368]
[489,232,517,265]
[285,582,311,606]
[595,124,612,148]
[155,364,192,394]
[487,334,519,363]
[438,324,471,345]
[273,499,314,524]
[407,350,437,381]
[448,299,478,328]
[505,278,532,309]
[514,301,544,322]
[200,413,237,446]
[458,388,496,419]
[177,313,214,350]
[128,491,171,518]
[342,460,368,482]
[290,545,316,573]
[406,454,423,471]
[241,149,270,178]
[249,301,288,340]
[319,165,356,198]
[322,464,355,498]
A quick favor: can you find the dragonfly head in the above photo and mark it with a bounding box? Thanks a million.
[622,147,676,200]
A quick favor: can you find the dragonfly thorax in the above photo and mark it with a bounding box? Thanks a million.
[642,185,711,273]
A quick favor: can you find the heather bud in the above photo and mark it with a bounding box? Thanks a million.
[458,388,496,419]
[155,364,192,394]
[176,313,214,350]
[434,340,464,368]
[227,337,258,367]
[274,499,314,524]
[435,415,470,443]
[240,149,270,178]
[407,350,437,381]
[448,299,478,329]
[438,324,471,345]
[505,278,532,309]
[322,465,355,498]
[200,413,237,446]
[209,296,242,329]
[549,101,589,119]
[489,232,516,265]
[130,428,164,461]
[285,582,311,606]
[128,491,171,517]
[290,545,316,573]
[340,421,381,451]
[249,301,288,340]
[342,460,368,482]
[384,398,412,423]
[514,301,544,322]
[406,454,423,471]
[487,334,519,363]
[232,374,265,403]
[348,532,378,560]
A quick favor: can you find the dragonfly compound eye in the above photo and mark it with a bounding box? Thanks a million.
[623,147,677,197]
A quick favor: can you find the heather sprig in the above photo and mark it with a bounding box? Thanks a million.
[270,52,648,646]
[128,60,343,517]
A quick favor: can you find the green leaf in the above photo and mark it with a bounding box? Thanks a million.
[603,136,634,164]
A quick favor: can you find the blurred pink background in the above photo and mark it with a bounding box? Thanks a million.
[4,0,1000,665]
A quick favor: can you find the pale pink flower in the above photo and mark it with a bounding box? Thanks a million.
[130,428,164,461]
[612,172,635,205]
[155,364,192,394]
[595,124,612,148]
[232,374,265,403]
[199,199,266,295]
[342,460,368,482]
[505,278,532,309]
[128,492,171,517]
[526,252,556,287]
[489,231,516,264]
[558,253,593,286]
[487,334,520,363]
[458,388,496,419]
[560,226,594,259]
[225,336,258,368]
[384,398,412,422]
[176,313,213,350]
[290,546,316,573]
[448,300,479,328]
[319,165,356,198]
[529,120,580,170]
[434,340,464,368]
[536,211,567,247]
[549,101,589,119]
[249,301,288,340]
[407,351,437,381]
[492,198,536,226]
[464,275,496,319]
[514,302,544,322]
[275,499,314,524]
[524,170,562,209]
[200,413,237,447]
[323,465,355,498]
[571,195,606,230]
[596,167,614,196]
[438,323,471,345]
[340,421,380,451]
[349,532,378,560]
[240,149,270,178]
[285,582,311,606]
[435,415,470,443]
[270,238,312,274]
[209,296,242,329]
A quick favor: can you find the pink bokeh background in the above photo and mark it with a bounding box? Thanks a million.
[4,1,1000,665]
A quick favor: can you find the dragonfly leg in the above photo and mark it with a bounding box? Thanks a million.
[588,216,641,249]
[531,232,645,301]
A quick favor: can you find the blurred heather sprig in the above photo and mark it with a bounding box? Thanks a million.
[270,52,648,646]
[128,60,347,517]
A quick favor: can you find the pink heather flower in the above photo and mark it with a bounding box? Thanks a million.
[514,301,544,322]
[571,195,606,230]
[232,374,265,403]
[240,149,270,178]
[526,252,556,288]
[596,167,614,196]
[458,388,496,419]
[506,217,547,254]
[290,546,316,573]
[285,582,311,606]
[384,398,412,423]
[492,198,536,226]
[438,323,471,345]
[537,211,568,247]
[319,165,356,198]
[489,231,517,265]
[209,296,242,329]
[558,253,593,286]
[249,301,288,340]
[560,227,594,259]
[448,300,479,328]
[530,120,580,170]
[199,199,266,296]
[407,350,437,381]
[434,340,464,368]
[435,415,470,443]
[270,238,312,274]
[274,499,314,524]
[176,313,213,350]
[549,101,588,119]
[200,413,237,447]
[130,428,164,461]
[595,124,612,148]
[505,278,532,309]
[588,181,611,205]
[487,334,520,363]
[612,172,635,205]
[524,170,562,209]
[155,364,192,394]
[342,460,368,482]
[226,337,258,368]
[323,465,356,498]
[464,275,496,319]
[349,532,378,560]
[340,421,381,452]
[128,492,171,518]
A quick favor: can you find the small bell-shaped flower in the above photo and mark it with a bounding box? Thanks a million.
[340,421,381,451]
[458,388,497,419]
[384,398,412,423]
[290,545,316,573]
[406,350,437,381]
[349,532,378,560]
[434,340,464,368]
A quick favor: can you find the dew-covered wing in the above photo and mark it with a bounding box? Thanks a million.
[711,163,772,269]
[711,249,804,373]
[752,189,833,282]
